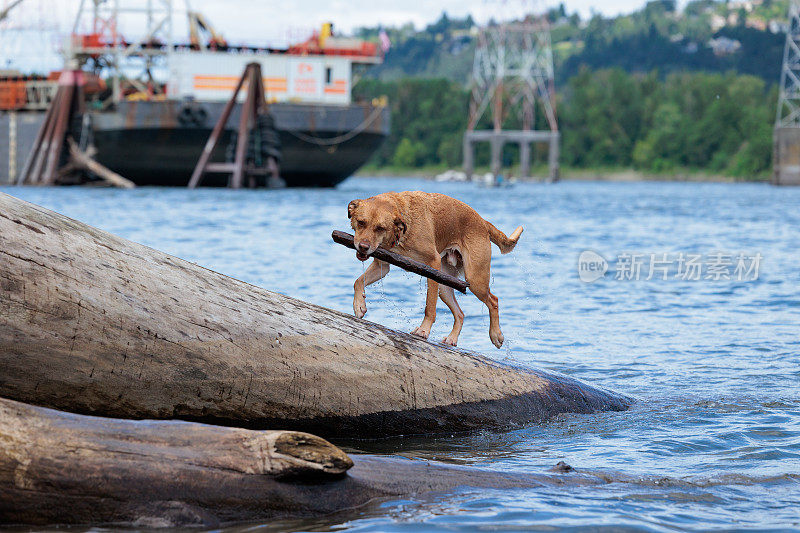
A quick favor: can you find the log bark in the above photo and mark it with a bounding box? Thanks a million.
[332,230,469,293]
[0,397,603,527]
[0,192,631,438]
[0,397,354,526]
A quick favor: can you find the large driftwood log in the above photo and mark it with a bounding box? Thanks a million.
[0,398,603,527]
[0,192,630,437]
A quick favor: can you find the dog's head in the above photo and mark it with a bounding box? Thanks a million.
[347,197,406,261]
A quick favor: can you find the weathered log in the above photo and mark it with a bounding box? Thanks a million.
[0,192,631,438]
[0,398,603,527]
[0,397,352,526]
[332,230,469,293]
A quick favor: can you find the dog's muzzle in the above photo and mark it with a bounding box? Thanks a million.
[356,242,371,261]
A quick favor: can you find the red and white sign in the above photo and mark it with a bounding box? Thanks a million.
[289,59,321,97]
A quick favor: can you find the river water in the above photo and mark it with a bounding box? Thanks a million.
[3,178,799,531]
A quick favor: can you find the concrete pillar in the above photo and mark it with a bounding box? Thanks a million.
[773,127,800,186]
[519,141,531,179]
[490,135,502,178]
[772,132,779,185]
[462,134,474,179]
[548,132,560,182]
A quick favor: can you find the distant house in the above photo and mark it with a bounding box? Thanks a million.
[710,14,727,32]
[728,0,757,12]
[708,36,742,56]
[770,20,789,34]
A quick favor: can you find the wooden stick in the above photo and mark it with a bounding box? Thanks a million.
[332,230,469,293]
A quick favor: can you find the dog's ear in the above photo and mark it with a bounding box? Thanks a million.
[393,216,407,240]
[347,200,359,218]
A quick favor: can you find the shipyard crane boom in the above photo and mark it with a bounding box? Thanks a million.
[187,10,226,50]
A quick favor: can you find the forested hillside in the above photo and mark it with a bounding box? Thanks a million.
[355,71,774,177]
[357,0,788,84]
[353,0,786,178]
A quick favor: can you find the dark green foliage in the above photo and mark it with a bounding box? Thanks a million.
[350,1,783,177]
[354,68,776,177]
[354,78,468,167]
[355,2,788,85]
[560,68,653,167]
[561,25,784,84]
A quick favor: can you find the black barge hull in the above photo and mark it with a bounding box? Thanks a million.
[2,100,389,187]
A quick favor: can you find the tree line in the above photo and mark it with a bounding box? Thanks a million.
[354,68,776,178]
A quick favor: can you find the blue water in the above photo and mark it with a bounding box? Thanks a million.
[3,178,800,531]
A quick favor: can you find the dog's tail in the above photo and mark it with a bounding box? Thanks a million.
[486,221,524,254]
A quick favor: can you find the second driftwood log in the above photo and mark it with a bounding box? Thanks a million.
[0,397,604,527]
[0,397,352,527]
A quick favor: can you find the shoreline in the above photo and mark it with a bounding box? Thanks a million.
[355,167,769,183]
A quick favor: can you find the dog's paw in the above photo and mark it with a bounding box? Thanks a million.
[490,329,504,348]
[442,334,458,346]
[353,297,367,319]
[411,326,430,339]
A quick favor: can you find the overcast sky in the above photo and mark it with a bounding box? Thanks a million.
[1,0,656,72]
[184,0,650,41]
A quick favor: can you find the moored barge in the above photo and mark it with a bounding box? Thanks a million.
[0,5,389,187]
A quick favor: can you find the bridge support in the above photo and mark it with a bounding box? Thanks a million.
[463,129,559,182]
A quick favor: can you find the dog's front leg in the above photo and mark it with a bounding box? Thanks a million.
[411,256,441,339]
[353,259,390,318]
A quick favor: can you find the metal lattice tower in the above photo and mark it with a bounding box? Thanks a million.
[776,0,800,127]
[68,0,175,103]
[464,13,559,181]
[773,0,800,185]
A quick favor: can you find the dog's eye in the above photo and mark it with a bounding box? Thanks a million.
[357,220,366,228]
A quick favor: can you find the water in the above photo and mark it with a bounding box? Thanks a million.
[3,178,800,531]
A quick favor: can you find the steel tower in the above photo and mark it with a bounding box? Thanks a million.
[464,13,559,181]
[774,0,800,185]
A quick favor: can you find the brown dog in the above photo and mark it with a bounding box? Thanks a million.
[347,191,523,348]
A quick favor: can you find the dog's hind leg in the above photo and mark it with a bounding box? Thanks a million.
[439,262,464,346]
[464,240,504,348]
[411,254,441,340]
[353,259,390,318]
